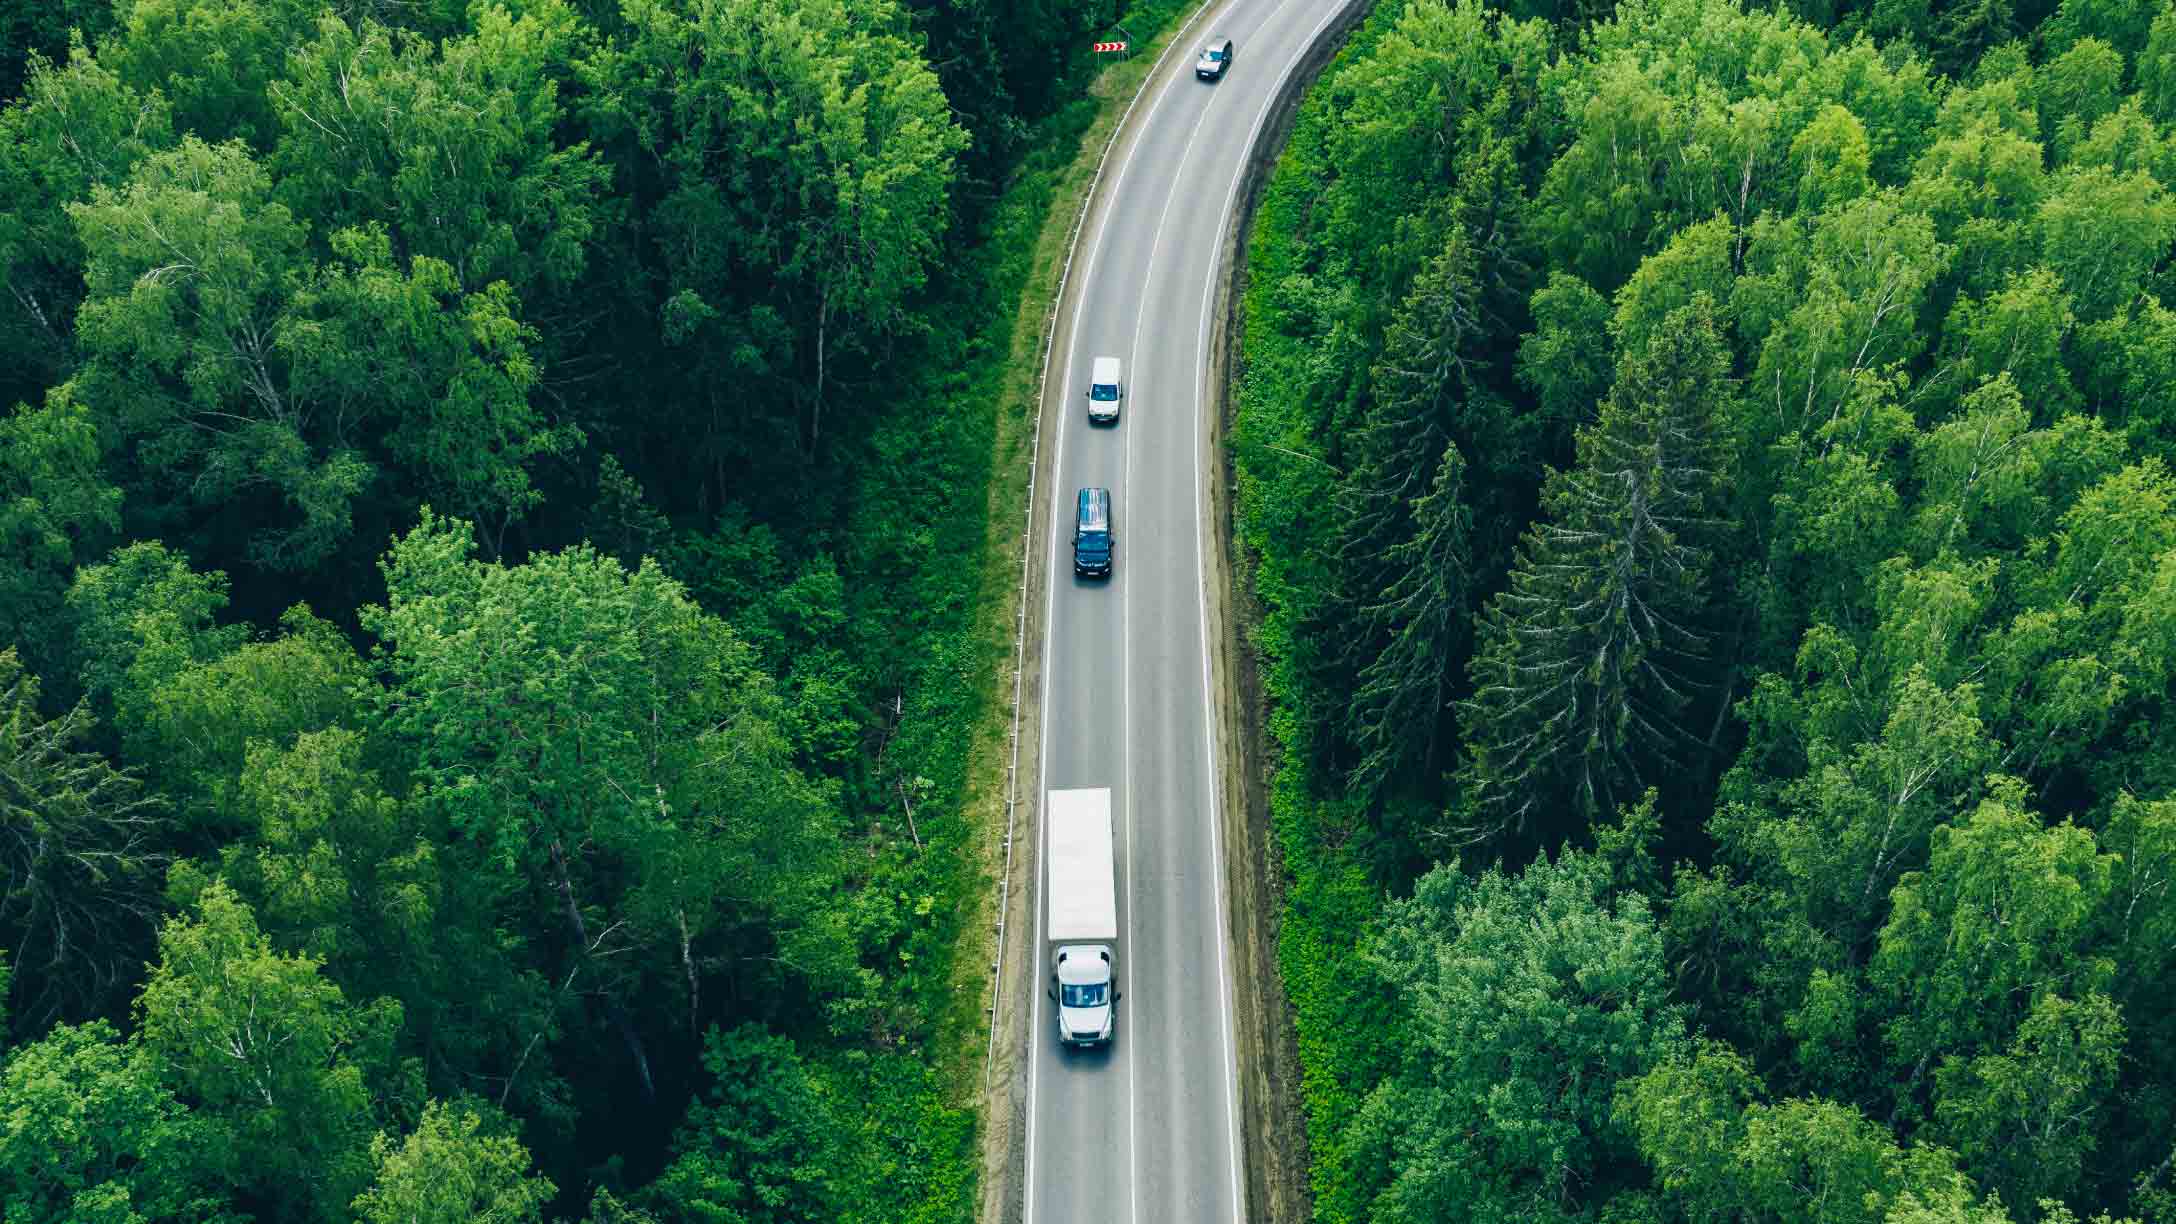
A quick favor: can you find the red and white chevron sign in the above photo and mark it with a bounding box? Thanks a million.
[1092,40,1127,52]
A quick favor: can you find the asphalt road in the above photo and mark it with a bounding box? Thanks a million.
[1026,4,1353,1221]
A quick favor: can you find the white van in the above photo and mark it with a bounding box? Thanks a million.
[1086,356,1123,424]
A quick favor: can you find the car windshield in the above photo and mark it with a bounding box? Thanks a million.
[1203,47,1225,60]
[1061,982,1107,1008]
[1091,384,1119,400]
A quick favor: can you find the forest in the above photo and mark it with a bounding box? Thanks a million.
[0,0,1182,1218]
[1236,0,2176,1219]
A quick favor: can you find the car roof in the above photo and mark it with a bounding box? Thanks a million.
[1077,488,1110,526]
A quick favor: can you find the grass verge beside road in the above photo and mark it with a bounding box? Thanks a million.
[830,4,1210,1221]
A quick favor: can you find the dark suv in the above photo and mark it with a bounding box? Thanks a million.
[1074,488,1113,578]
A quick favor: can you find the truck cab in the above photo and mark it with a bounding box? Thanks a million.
[1053,946,1116,1047]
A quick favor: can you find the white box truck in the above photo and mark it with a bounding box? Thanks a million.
[1046,787,1119,1047]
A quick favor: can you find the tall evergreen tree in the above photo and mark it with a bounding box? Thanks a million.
[1333,229,1483,792]
[0,649,169,1029]
[1335,230,1482,606]
[1346,444,1473,804]
[1451,298,1734,848]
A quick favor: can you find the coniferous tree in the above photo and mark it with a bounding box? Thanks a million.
[1451,298,1733,847]
[1336,229,1482,602]
[1333,230,1483,791]
[1347,444,1472,804]
[0,649,169,1029]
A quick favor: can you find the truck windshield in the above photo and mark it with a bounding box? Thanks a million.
[1060,982,1107,1008]
[1090,384,1119,401]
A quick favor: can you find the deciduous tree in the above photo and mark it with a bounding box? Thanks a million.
[136,881,402,1223]
[1350,852,1686,1221]
[351,1099,553,1224]
[589,0,968,454]
[361,513,850,1102]
[0,1020,223,1224]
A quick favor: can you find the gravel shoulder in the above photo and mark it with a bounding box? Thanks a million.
[976,11,1217,1222]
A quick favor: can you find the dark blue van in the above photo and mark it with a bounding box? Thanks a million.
[1074,488,1113,578]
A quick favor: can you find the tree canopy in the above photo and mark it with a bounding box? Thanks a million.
[1237,0,2176,1219]
[0,0,1112,1214]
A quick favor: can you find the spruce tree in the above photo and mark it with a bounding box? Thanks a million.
[1451,297,1733,848]
[1332,228,1483,799]
[1348,443,1473,802]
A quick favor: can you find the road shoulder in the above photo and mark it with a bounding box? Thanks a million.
[1203,2,1373,1220]
[976,9,1218,1222]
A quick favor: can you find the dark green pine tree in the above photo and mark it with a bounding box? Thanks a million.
[1450,297,1733,849]
[1332,229,1483,791]
[1347,443,1473,804]
[0,648,170,1029]
[1335,230,1481,595]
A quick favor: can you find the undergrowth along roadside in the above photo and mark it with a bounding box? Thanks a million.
[1226,2,1426,1219]
[823,0,1210,1216]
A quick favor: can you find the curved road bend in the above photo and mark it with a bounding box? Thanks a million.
[1026,3,1359,1222]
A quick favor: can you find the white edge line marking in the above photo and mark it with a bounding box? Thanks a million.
[1026,5,1216,1221]
[1195,3,1357,1221]
[1117,49,1227,1224]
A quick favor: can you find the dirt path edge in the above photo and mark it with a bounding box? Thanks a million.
[1203,3,1372,1221]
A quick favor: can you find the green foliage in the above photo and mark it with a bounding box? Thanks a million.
[1239,0,2176,1219]
[1873,779,2116,1072]
[0,1020,223,1224]
[1334,229,1487,806]
[351,1100,554,1224]
[68,136,568,568]
[2037,164,2176,319]
[0,388,121,679]
[651,1025,974,1224]
[1620,1040,1986,1223]
[131,605,362,826]
[0,650,170,1030]
[1345,444,1472,803]
[271,5,607,298]
[1931,991,2124,1208]
[0,0,1215,1213]
[100,0,328,145]
[362,510,856,1121]
[1518,272,1613,426]
[1351,852,1687,1220]
[650,1025,836,1222]
[1455,299,1735,846]
[136,881,402,1223]
[0,43,171,408]
[65,541,244,736]
[587,0,969,452]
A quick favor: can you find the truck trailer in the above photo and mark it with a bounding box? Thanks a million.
[1046,787,1119,1048]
